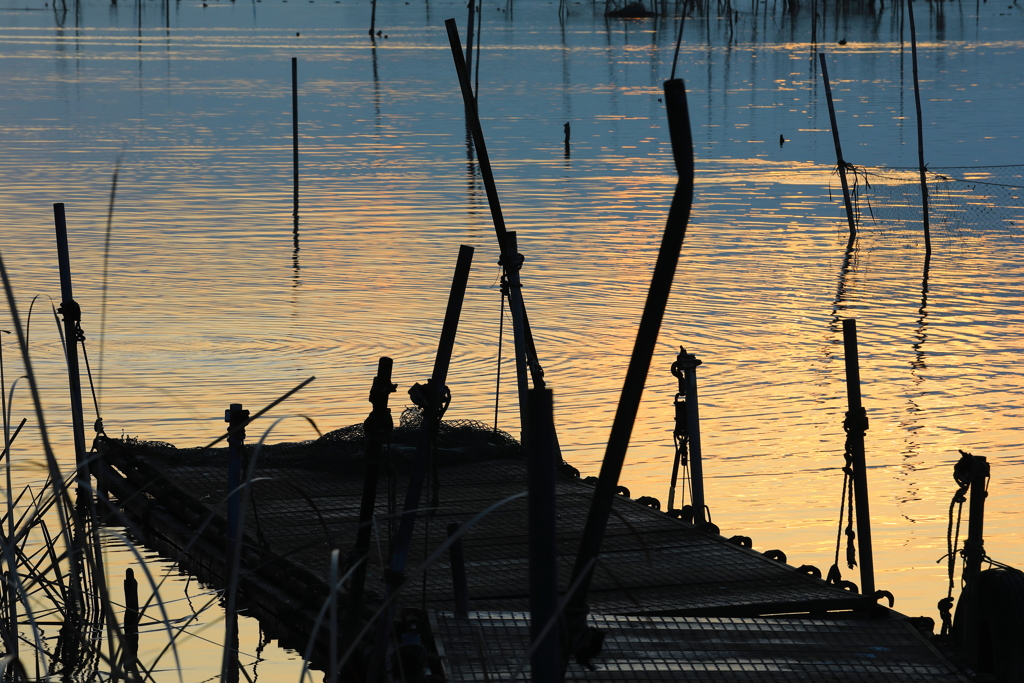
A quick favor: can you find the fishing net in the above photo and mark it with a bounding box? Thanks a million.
[115,407,523,474]
[845,164,1024,249]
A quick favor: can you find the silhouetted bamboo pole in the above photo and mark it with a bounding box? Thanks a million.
[292,57,299,216]
[445,19,551,440]
[369,0,377,35]
[907,0,931,255]
[567,77,695,645]
[465,0,476,85]
[818,54,857,239]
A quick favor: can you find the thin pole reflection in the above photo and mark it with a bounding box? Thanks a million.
[292,215,301,291]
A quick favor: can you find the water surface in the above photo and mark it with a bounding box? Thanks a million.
[1,0,1023,676]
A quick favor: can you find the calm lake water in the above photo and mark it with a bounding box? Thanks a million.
[1,0,1023,677]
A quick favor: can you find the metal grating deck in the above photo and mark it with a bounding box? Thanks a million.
[432,612,968,681]
[137,452,876,617]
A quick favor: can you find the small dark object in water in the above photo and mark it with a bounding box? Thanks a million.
[779,134,785,147]
[563,121,570,144]
[296,31,300,36]
[606,1,656,17]
[838,38,847,45]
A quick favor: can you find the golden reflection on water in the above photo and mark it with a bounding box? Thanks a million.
[1,2,1023,675]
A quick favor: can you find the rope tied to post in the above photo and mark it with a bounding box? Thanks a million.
[497,251,524,275]
[58,298,107,439]
[830,407,870,585]
[408,379,452,422]
[935,449,976,636]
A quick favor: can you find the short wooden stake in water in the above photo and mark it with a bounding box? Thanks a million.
[292,57,299,216]
[447,522,470,618]
[818,54,858,239]
[842,319,874,596]
[906,0,932,255]
[123,568,139,675]
[53,203,89,478]
[527,386,560,683]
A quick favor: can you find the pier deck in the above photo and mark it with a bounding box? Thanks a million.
[98,436,964,680]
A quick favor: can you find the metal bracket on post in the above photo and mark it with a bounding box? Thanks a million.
[668,346,705,523]
[225,403,249,545]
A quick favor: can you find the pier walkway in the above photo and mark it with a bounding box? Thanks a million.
[97,435,965,681]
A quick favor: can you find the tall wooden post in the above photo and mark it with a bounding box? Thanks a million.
[963,455,989,579]
[292,57,299,216]
[818,54,857,239]
[842,319,874,596]
[53,203,89,479]
[566,77,694,653]
[907,0,932,255]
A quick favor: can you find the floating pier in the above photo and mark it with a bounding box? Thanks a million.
[96,420,965,681]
